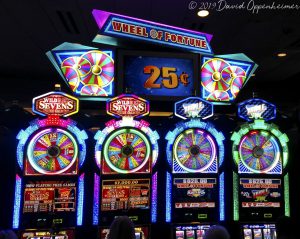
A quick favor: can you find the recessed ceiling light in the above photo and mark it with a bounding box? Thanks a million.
[197,10,209,17]
[277,52,287,57]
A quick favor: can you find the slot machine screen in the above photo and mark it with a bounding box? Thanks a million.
[21,229,74,239]
[23,181,76,213]
[100,227,148,239]
[239,178,282,208]
[175,225,210,239]
[101,179,150,211]
[173,178,218,209]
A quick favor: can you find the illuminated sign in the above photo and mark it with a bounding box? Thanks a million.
[106,94,149,118]
[238,98,276,121]
[201,54,257,104]
[175,97,213,120]
[92,9,213,54]
[122,52,196,97]
[32,91,79,117]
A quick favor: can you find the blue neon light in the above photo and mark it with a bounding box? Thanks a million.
[12,174,22,229]
[151,172,158,223]
[166,172,172,222]
[77,173,85,226]
[93,173,100,225]
[219,172,225,221]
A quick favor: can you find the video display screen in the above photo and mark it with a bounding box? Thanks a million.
[243,224,277,239]
[121,51,197,98]
[23,181,76,213]
[21,229,74,239]
[100,227,149,239]
[175,225,210,239]
[101,179,150,211]
[173,178,217,209]
[240,178,281,208]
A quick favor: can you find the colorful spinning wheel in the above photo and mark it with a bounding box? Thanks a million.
[207,90,230,101]
[103,128,151,173]
[238,130,280,173]
[80,50,114,88]
[222,66,247,98]
[80,85,108,96]
[61,56,91,77]
[60,67,80,92]
[173,128,217,173]
[27,128,78,175]
[201,58,231,92]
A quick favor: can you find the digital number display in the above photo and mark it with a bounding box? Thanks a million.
[101,179,150,211]
[123,55,195,97]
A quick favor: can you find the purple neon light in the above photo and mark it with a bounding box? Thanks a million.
[93,173,100,225]
[151,172,158,223]
[92,10,213,42]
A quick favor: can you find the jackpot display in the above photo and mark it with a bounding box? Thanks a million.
[13,91,88,232]
[93,94,159,238]
[231,98,289,238]
[165,97,225,239]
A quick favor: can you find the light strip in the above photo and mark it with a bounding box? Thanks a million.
[77,173,85,226]
[93,173,100,225]
[166,172,172,222]
[151,172,158,223]
[219,172,225,221]
[12,174,22,229]
[284,173,290,217]
[233,172,239,221]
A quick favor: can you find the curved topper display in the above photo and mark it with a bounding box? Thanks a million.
[231,98,289,175]
[94,94,160,174]
[166,97,225,173]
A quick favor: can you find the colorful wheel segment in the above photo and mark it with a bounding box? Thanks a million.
[61,67,80,92]
[238,130,280,173]
[222,66,247,98]
[61,56,91,77]
[207,90,230,101]
[80,50,114,88]
[173,128,217,173]
[103,128,151,173]
[201,58,231,93]
[27,128,78,175]
[80,85,108,96]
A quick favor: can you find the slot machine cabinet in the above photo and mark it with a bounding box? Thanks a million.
[92,94,160,239]
[13,90,88,239]
[230,98,289,239]
[165,98,226,239]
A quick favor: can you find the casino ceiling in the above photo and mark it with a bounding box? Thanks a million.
[0,0,300,114]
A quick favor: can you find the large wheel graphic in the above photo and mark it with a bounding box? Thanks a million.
[173,128,217,172]
[61,56,91,77]
[80,50,114,88]
[27,128,78,175]
[201,58,231,93]
[80,84,108,96]
[103,128,151,173]
[221,66,246,98]
[238,130,280,173]
[207,90,230,101]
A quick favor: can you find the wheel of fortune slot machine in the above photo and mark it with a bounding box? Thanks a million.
[231,98,290,239]
[92,94,160,239]
[165,97,226,239]
[13,88,88,239]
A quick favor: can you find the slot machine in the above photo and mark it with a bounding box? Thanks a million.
[165,97,226,239]
[92,94,160,239]
[230,98,289,239]
[12,87,88,239]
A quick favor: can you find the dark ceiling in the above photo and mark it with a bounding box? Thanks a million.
[1,0,300,114]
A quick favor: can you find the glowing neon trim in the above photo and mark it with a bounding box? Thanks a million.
[95,119,159,170]
[219,172,225,221]
[103,128,151,173]
[231,119,288,174]
[233,172,239,221]
[151,172,158,223]
[12,174,22,229]
[165,119,225,173]
[27,128,78,175]
[93,173,100,225]
[165,172,172,222]
[284,173,290,217]
[77,173,84,226]
[16,118,87,170]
